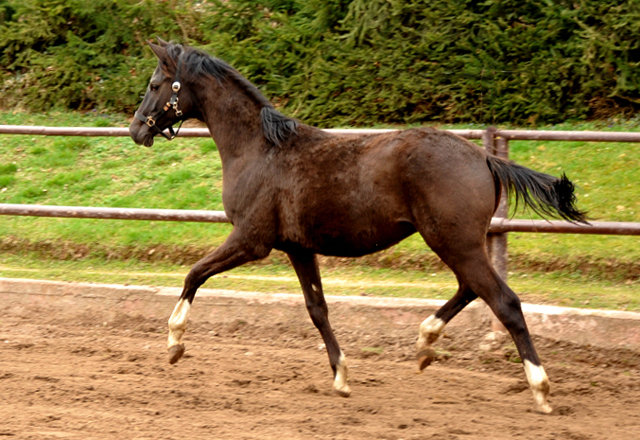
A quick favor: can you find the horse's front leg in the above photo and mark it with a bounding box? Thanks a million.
[168,230,271,364]
[288,250,350,397]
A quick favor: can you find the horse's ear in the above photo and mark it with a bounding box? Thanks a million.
[156,36,170,48]
[147,41,177,75]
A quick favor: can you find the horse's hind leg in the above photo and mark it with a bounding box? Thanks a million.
[418,223,552,413]
[482,276,552,414]
[168,230,270,364]
[288,250,350,397]
[437,248,551,413]
[416,278,477,370]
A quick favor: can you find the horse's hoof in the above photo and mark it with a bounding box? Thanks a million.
[333,384,351,398]
[534,402,553,415]
[417,347,436,371]
[168,344,185,364]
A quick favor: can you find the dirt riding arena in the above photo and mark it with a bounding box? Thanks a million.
[1,280,640,440]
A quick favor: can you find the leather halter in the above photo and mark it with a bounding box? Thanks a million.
[135,57,184,141]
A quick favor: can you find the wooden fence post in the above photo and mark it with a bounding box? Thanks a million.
[489,136,509,279]
[483,128,508,333]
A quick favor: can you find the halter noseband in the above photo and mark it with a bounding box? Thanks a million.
[135,57,185,141]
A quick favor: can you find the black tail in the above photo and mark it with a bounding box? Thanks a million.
[486,155,588,224]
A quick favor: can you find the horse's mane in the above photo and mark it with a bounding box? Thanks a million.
[166,43,298,147]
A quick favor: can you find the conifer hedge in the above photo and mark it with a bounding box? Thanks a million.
[1,0,639,126]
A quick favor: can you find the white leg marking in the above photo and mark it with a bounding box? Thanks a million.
[524,359,553,414]
[333,351,351,397]
[167,299,191,349]
[416,315,446,370]
[417,315,446,351]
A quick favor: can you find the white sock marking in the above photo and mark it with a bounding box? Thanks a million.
[524,360,552,414]
[167,299,191,349]
[417,315,446,350]
[333,352,351,396]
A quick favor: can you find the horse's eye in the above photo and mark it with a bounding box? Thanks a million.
[150,84,160,92]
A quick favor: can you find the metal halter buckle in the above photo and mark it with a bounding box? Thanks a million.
[172,81,181,92]
[173,98,183,117]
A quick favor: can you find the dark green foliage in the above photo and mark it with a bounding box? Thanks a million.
[2,0,640,125]
[0,0,179,111]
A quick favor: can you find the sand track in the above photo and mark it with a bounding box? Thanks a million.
[2,296,640,440]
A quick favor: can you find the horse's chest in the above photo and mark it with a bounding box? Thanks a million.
[219,167,270,222]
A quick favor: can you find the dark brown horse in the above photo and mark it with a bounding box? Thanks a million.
[129,39,587,414]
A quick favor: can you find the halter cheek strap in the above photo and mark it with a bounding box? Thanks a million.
[135,57,184,141]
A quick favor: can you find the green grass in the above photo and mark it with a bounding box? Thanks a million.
[0,251,637,311]
[0,111,638,311]
[0,111,227,248]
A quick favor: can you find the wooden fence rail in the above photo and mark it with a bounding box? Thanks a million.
[0,204,638,236]
[5,124,640,141]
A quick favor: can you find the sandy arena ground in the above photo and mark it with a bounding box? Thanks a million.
[1,293,640,440]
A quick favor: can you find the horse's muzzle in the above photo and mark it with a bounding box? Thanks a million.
[129,120,154,147]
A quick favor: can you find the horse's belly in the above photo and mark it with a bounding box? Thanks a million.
[277,218,417,257]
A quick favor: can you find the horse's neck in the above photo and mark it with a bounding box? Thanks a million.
[196,77,265,164]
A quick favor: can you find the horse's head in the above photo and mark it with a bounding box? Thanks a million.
[130,39,194,147]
